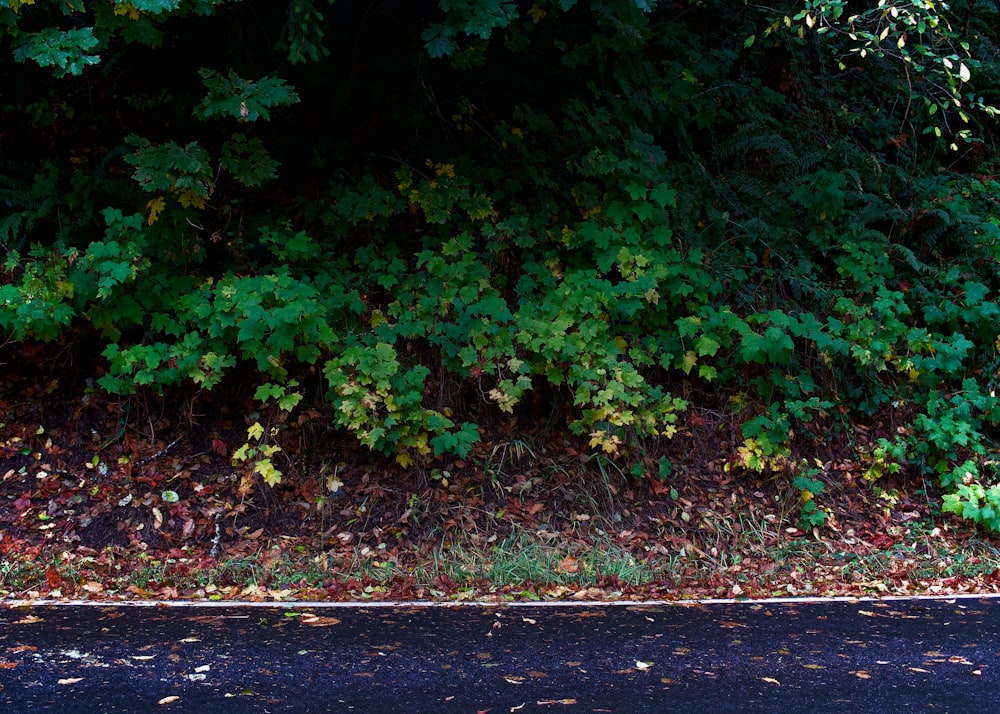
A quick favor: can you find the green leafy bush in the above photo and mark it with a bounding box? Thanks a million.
[2,0,1000,535]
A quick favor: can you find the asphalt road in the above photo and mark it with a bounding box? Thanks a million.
[0,596,997,712]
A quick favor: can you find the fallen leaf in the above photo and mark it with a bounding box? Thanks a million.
[852,671,871,679]
[536,700,577,706]
[635,660,653,671]
[299,615,342,627]
[556,556,579,574]
[12,616,42,625]
[761,677,780,685]
[157,696,180,705]
[57,678,83,685]
[46,565,62,589]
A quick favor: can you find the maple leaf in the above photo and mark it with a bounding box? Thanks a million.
[527,4,547,23]
[175,187,207,210]
[556,556,579,573]
[45,564,62,589]
[146,196,166,225]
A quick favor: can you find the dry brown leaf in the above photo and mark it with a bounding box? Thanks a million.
[556,556,579,574]
[45,565,62,589]
[299,615,342,627]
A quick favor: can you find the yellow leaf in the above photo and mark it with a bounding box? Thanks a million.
[175,187,206,209]
[527,4,547,23]
[7,0,36,13]
[146,196,166,225]
[114,2,140,20]
[433,162,455,178]
[254,458,283,486]
[247,422,265,441]
[396,451,414,467]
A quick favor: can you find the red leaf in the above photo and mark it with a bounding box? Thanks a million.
[45,564,62,589]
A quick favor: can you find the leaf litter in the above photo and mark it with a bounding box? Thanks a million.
[0,344,999,603]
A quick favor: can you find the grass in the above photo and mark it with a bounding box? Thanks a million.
[0,494,997,601]
[422,526,676,590]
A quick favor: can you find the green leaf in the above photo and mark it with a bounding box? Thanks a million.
[161,490,180,503]
[124,135,212,194]
[220,135,280,186]
[195,70,300,122]
[694,334,720,357]
[126,0,183,13]
[13,27,101,76]
[649,184,677,208]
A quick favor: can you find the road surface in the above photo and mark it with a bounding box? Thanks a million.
[0,596,996,712]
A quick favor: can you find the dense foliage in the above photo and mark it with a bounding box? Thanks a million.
[3,0,1000,530]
